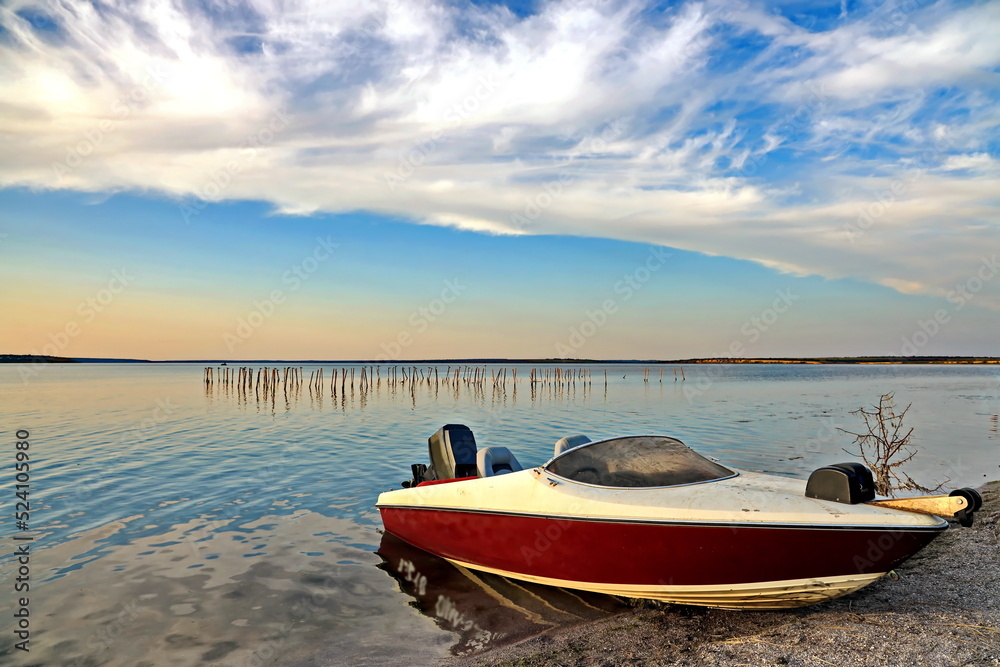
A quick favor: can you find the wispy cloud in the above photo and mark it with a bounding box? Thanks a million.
[1,0,997,305]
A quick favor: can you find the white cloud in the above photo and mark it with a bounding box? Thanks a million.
[815,3,1000,100]
[940,153,998,173]
[0,0,998,307]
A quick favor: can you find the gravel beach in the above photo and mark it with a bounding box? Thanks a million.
[451,482,1000,667]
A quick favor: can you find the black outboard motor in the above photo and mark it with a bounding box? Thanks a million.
[805,462,876,504]
[402,424,478,487]
[402,463,428,489]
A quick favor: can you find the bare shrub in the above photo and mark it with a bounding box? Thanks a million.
[838,392,948,497]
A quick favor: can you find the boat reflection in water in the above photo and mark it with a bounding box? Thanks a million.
[376,531,629,656]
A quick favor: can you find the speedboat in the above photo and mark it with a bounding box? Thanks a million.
[376,425,981,609]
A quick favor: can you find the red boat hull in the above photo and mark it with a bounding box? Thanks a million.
[379,506,943,604]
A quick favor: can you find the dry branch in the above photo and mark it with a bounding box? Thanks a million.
[838,392,948,497]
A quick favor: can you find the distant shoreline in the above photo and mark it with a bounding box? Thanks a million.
[3,354,999,365]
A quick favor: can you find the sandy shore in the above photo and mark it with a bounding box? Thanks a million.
[450,482,1000,667]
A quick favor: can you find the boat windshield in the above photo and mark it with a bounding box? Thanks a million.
[544,436,735,488]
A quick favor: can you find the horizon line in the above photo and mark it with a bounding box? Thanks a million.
[3,354,1000,365]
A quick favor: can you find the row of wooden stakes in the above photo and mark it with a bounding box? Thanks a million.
[202,365,687,393]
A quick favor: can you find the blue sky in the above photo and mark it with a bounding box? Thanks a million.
[0,0,998,360]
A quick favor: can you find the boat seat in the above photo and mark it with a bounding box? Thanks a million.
[554,434,592,457]
[477,446,523,477]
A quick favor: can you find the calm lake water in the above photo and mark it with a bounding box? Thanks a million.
[1,363,998,665]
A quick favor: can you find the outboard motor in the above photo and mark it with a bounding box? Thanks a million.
[805,462,876,504]
[402,424,478,487]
